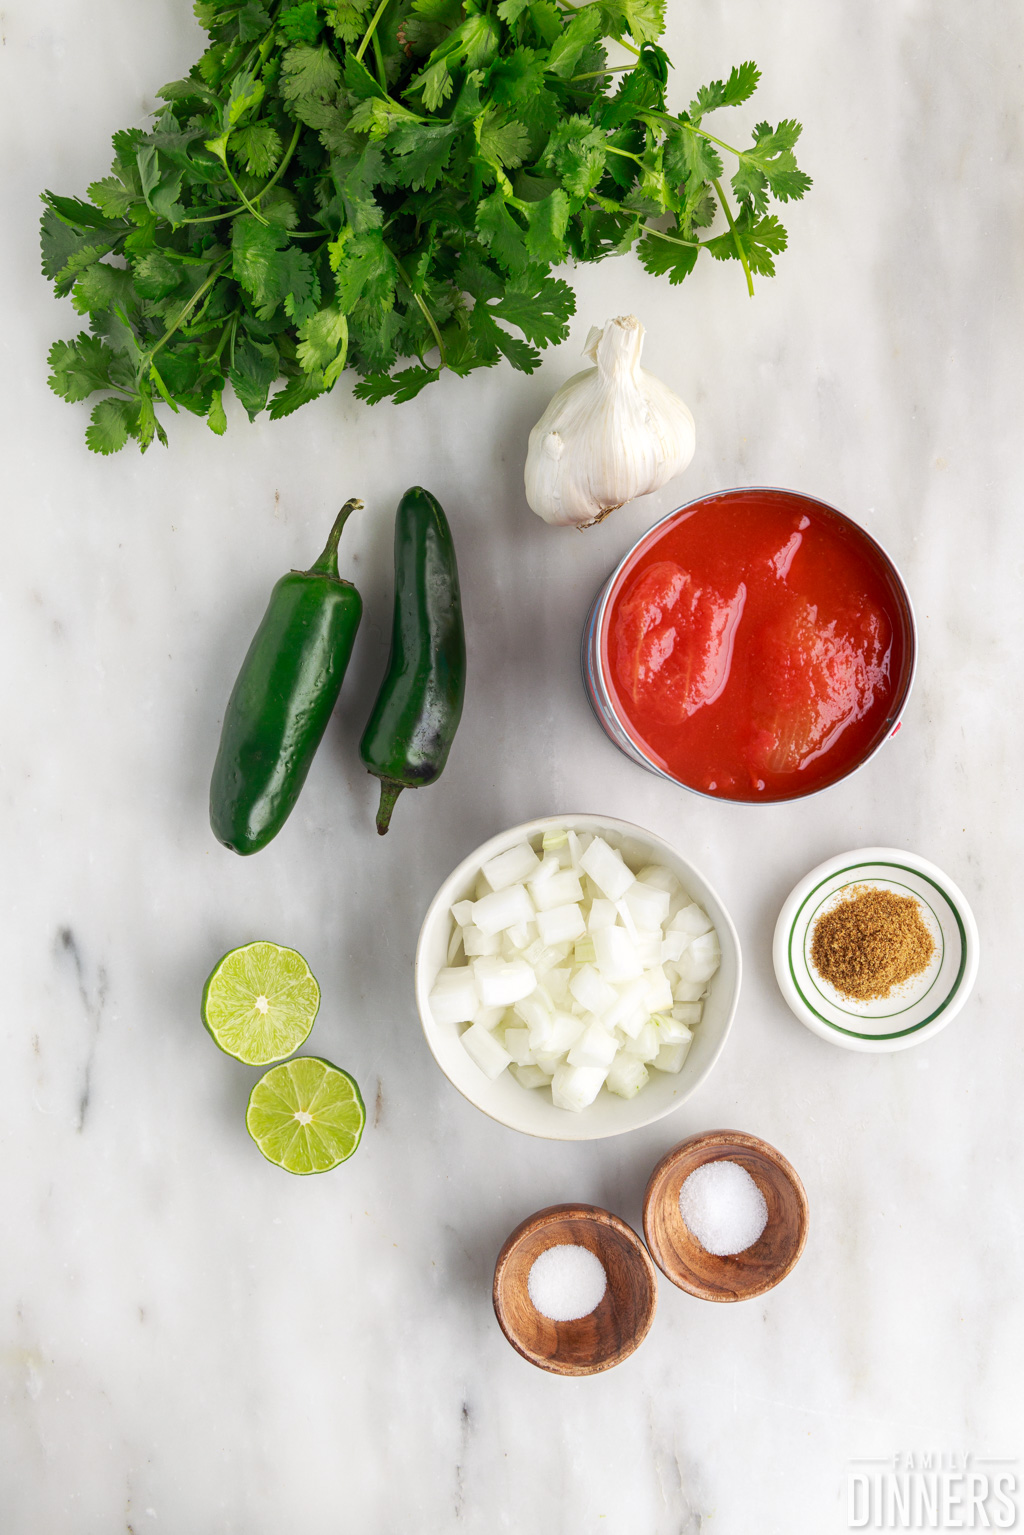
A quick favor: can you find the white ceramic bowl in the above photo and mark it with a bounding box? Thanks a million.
[773,846,980,1052]
[414,814,741,1141]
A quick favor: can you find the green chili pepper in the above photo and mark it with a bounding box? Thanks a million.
[210,499,363,855]
[360,486,466,836]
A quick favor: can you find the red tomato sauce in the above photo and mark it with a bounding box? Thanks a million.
[602,491,911,801]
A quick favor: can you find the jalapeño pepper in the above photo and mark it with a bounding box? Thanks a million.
[360,487,466,835]
[210,499,363,855]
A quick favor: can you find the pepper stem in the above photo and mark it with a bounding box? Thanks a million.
[307,498,363,579]
[374,778,405,836]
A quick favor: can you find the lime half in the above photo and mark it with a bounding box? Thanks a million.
[201,941,320,1066]
[246,1057,365,1174]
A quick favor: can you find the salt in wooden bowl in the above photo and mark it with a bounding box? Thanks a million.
[493,1203,658,1375]
[642,1130,808,1301]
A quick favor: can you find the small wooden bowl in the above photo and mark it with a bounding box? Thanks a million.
[493,1204,658,1375]
[643,1130,808,1302]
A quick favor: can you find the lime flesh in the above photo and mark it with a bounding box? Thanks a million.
[246,1057,365,1174]
[201,941,320,1066]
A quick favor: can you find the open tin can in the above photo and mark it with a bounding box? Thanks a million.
[581,487,917,804]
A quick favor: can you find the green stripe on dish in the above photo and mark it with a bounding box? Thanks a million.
[787,862,968,1040]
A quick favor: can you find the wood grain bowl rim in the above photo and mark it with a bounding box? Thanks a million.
[642,1130,809,1302]
[492,1203,659,1376]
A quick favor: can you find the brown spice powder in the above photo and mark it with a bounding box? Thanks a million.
[810,886,936,1001]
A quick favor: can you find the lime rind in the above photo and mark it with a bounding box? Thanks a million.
[246,1057,365,1174]
[201,940,320,1066]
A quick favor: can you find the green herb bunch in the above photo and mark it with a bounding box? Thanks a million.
[41,0,811,454]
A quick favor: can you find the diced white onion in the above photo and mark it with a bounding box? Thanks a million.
[512,1063,552,1090]
[530,869,584,912]
[551,1063,607,1112]
[652,1038,692,1074]
[672,978,707,1003]
[428,969,480,1025]
[587,898,618,933]
[580,836,635,901]
[463,923,501,957]
[652,1011,693,1045]
[472,883,535,936]
[474,1005,508,1032]
[593,926,644,983]
[671,1001,703,1027]
[503,1027,536,1066]
[445,828,718,1110]
[670,902,715,937]
[482,842,541,891]
[460,1022,511,1079]
[642,965,674,1014]
[624,1021,661,1062]
[536,902,587,947]
[567,1021,619,1070]
[472,956,537,1007]
[636,864,681,895]
[606,1055,649,1099]
[622,881,671,931]
[569,963,618,1016]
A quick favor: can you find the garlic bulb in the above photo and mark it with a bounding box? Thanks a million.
[524,315,695,528]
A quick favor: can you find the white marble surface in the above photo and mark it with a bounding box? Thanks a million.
[2,2,1022,1530]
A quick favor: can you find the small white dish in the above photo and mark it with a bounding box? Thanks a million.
[773,847,979,1052]
[415,814,741,1141]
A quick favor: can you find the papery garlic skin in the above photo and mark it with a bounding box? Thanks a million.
[524,314,696,528]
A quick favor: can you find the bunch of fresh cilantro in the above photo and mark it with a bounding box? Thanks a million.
[41,0,811,454]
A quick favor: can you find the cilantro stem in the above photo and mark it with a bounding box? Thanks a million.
[637,222,700,249]
[712,177,753,296]
[149,362,180,413]
[390,251,447,368]
[648,111,748,163]
[220,158,269,226]
[571,65,637,81]
[356,0,392,64]
[145,257,230,366]
[605,145,644,165]
[177,123,299,228]
[371,29,387,89]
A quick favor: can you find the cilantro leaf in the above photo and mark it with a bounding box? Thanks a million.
[268,372,328,418]
[478,111,531,173]
[475,190,529,274]
[40,2,809,451]
[280,3,324,43]
[353,364,441,403]
[546,5,604,77]
[636,227,699,284]
[704,209,788,275]
[598,0,666,45]
[487,273,575,347]
[297,304,349,384]
[386,120,458,191]
[85,397,139,455]
[520,189,570,266]
[688,61,761,121]
[47,334,118,402]
[232,122,283,176]
[280,44,342,104]
[229,337,280,419]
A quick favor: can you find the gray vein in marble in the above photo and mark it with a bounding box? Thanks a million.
[55,925,107,1133]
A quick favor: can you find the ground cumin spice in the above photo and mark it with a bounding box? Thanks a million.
[810,886,935,1001]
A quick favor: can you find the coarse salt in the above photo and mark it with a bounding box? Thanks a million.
[678,1160,768,1256]
[527,1243,608,1321]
